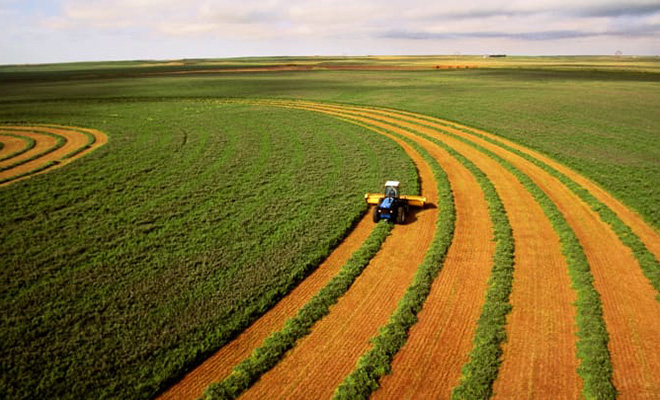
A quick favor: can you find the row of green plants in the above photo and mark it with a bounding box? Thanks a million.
[415,131,515,398]
[0,160,58,185]
[329,120,455,399]
[401,115,616,398]
[60,126,99,159]
[403,111,660,302]
[0,132,35,162]
[0,128,66,173]
[204,221,394,399]
[312,107,514,399]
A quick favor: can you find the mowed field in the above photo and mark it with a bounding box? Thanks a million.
[1,56,660,399]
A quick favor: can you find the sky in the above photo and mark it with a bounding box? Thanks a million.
[1,0,659,64]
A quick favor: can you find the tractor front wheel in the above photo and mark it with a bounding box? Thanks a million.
[373,207,380,223]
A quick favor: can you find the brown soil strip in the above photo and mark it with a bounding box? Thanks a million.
[157,215,376,400]
[0,125,106,187]
[293,103,579,398]
[241,119,438,400]
[394,111,660,267]
[0,134,31,160]
[0,131,58,170]
[363,109,660,397]
[371,129,496,398]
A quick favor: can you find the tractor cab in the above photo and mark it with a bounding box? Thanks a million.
[384,180,400,199]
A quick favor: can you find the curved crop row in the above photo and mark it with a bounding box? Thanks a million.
[237,100,618,398]
[0,125,106,186]
[361,106,659,397]
[0,129,65,173]
[319,105,612,398]
[387,110,660,302]
[0,132,36,162]
[328,121,456,399]
[204,221,393,399]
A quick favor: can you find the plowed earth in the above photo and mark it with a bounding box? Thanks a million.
[0,125,107,186]
[150,100,660,399]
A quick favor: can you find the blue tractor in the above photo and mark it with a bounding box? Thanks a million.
[365,181,427,224]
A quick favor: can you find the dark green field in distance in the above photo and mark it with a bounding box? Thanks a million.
[3,56,659,230]
[1,56,659,399]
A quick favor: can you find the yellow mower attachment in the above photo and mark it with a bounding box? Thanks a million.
[365,181,426,224]
[364,193,427,207]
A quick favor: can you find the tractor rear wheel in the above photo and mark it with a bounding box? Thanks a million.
[397,206,406,224]
[373,207,380,223]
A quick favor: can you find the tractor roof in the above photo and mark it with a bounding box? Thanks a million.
[384,180,400,187]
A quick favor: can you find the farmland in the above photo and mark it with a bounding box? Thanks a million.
[1,56,660,399]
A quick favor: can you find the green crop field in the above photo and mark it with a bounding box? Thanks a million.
[1,56,659,399]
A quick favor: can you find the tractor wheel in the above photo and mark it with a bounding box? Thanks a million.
[373,207,380,223]
[397,206,406,224]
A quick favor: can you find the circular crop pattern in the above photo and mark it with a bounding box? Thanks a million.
[0,124,107,186]
[160,100,660,400]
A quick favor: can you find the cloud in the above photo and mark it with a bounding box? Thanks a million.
[2,0,660,64]
[382,25,660,41]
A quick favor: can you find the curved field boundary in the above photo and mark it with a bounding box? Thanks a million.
[0,133,36,162]
[0,125,107,186]
[157,99,659,399]
[158,216,378,400]
[0,130,61,172]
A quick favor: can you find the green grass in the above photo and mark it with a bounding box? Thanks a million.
[1,58,658,399]
[205,221,395,400]
[0,101,417,399]
[2,65,658,231]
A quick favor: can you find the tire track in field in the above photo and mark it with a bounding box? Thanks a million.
[284,102,579,398]
[0,125,107,186]
[355,107,660,398]
[240,124,438,400]
[157,215,376,400]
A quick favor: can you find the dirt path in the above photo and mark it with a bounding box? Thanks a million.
[0,134,31,160]
[294,103,579,398]
[241,126,438,400]
[0,125,106,186]
[157,215,376,400]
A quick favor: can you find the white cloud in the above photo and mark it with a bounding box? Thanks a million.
[1,0,659,64]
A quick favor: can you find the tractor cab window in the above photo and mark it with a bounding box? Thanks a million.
[385,186,399,198]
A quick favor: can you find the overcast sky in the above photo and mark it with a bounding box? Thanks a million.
[1,0,659,64]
